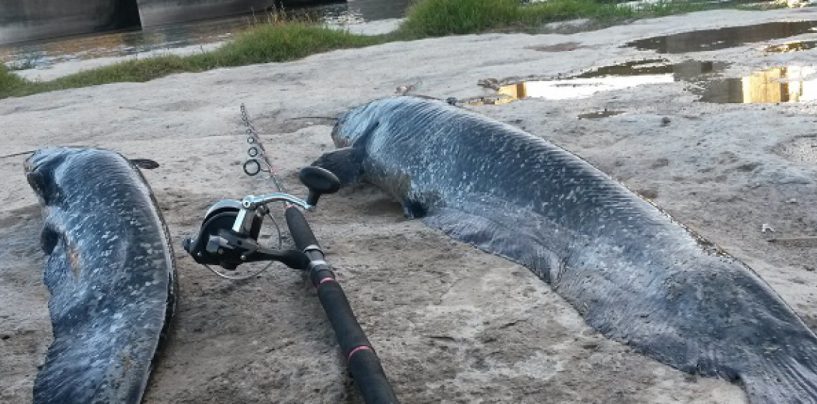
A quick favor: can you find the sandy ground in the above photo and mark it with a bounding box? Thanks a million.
[3,7,817,403]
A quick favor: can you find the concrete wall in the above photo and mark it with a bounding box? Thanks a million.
[136,0,275,27]
[0,0,126,45]
[0,0,273,45]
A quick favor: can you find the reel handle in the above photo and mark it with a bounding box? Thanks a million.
[299,166,340,207]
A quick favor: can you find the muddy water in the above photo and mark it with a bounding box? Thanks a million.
[626,20,817,53]
[481,36,817,106]
[484,62,817,105]
[478,59,727,102]
[0,0,410,70]
[694,66,817,103]
[483,18,817,105]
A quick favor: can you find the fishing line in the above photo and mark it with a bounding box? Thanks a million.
[286,116,339,121]
[0,150,35,159]
[202,210,286,280]
[240,103,287,194]
[202,104,293,281]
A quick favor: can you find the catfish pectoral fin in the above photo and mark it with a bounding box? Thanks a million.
[423,206,560,283]
[311,147,365,187]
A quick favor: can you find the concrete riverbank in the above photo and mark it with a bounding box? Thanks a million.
[0,0,139,45]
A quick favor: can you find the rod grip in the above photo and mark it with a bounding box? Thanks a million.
[316,279,399,404]
[285,207,319,250]
[349,349,400,404]
[285,206,399,403]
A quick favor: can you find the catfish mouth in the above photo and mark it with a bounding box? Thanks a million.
[24,148,71,202]
[24,151,45,176]
[25,151,51,198]
[25,148,70,175]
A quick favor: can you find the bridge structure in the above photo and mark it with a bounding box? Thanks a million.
[0,0,280,45]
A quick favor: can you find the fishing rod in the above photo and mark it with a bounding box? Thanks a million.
[182,105,398,404]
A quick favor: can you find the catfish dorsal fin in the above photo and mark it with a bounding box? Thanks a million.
[129,159,160,170]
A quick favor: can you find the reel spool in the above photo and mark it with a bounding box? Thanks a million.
[183,200,287,279]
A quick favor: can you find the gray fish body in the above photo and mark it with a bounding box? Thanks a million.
[25,148,177,404]
[316,96,817,403]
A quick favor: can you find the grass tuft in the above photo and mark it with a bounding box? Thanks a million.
[399,0,522,37]
[399,0,713,37]
[0,64,29,95]
[211,23,384,65]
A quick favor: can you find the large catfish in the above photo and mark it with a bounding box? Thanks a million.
[313,96,817,403]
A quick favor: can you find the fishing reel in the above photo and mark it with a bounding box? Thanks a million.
[182,166,341,273]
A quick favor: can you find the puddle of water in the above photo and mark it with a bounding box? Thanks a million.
[578,110,624,119]
[693,66,817,103]
[765,40,817,53]
[495,75,673,100]
[478,57,817,105]
[0,0,410,70]
[626,20,817,54]
[525,42,583,52]
[775,136,817,163]
[485,59,727,101]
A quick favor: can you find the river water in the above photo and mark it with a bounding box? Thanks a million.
[0,0,411,72]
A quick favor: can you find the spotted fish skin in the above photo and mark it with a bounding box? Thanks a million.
[25,148,177,404]
[317,96,817,403]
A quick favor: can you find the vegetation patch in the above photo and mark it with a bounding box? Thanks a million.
[0,0,730,99]
[1,23,384,98]
[0,65,28,95]
[399,0,713,37]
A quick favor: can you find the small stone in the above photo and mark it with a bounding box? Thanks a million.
[650,158,670,168]
[395,84,415,95]
[581,342,599,350]
[638,189,659,199]
[661,116,671,126]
